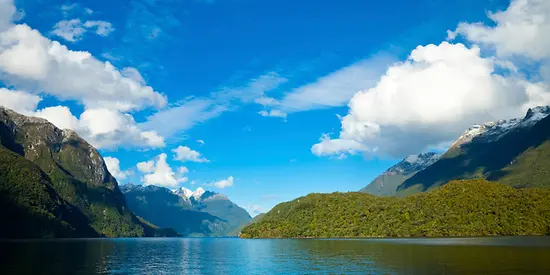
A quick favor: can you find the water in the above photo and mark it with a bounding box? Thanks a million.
[2,237,550,274]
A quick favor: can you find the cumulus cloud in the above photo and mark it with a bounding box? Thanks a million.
[0,24,166,111]
[172,146,209,163]
[449,0,550,60]
[312,42,550,158]
[104,156,132,181]
[137,153,188,188]
[311,134,368,157]
[213,176,234,189]
[0,0,15,32]
[196,139,205,145]
[0,89,165,149]
[78,108,165,149]
[34,106,79,130]
[0,88,41,114]
[0,0,166,150]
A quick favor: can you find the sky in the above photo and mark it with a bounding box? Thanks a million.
[1,0,550,216]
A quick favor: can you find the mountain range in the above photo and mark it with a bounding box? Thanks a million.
[121,185,251,236]
[243,105,550,238]
[359,106,550,196]
[0,107,176,238]
[397,106,550,195]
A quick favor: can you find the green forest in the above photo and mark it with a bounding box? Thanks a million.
[241,179,550,238]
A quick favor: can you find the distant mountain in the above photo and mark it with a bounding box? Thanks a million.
[229,213,266,236]
[174,187,252,233]
[397,106,550,195]
[0,107,174,238]
[122,185,251,236]
[360,152,440,196]
[241,179,550,238]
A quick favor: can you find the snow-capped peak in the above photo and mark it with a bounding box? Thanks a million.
[385,152,441,175]
[451,106,550,149]
[192,187,206,200]
[174,187,194,199]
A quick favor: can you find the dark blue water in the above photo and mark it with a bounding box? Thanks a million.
[2,237,550,274]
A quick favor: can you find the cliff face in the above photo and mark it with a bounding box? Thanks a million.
[0,107,147,237]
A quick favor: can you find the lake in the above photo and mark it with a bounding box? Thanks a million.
[2,237,550,274]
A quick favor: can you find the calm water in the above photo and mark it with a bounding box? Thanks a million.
[2,237,550,274]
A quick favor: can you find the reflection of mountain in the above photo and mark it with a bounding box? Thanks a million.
[360,152,440,196]
[122,185,251,236]
[0,107,170,238]
[287,238,550,275]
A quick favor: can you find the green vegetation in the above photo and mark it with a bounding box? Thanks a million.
[241,179,550,238]
[0,147,97,238]
[0,107,176,238]
[398,113,550,195]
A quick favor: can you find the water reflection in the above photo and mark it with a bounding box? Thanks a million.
[1,237,550,274]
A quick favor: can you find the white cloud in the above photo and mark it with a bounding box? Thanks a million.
[0,0,16,32]
[214,72,287,103]
[269,55,394,115]
[449,0,550,60]
[178,166,189,174]
[34,106,79,130]
[142,98,228,137]
[0,88,41,114]
[0,88,165,149]
[136,160,155,173]
[79,108,165,149]
[104,156,132,181]
[311,134,368,157]
[172,146,209,163]
[121,67,146,85]
[61,3,79,13]
[213,176,234,189]
[0,1,167,150]
[137,153,188,188]
[84,21,114,36]
[0,24,166,111]
[258,109,287,119]
[196,139,205,145]
[142,72,286,139]
[51,19,86,42]
[312,42,550,158]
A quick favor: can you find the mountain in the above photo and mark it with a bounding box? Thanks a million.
[122,185,251,236]
[229,213,266,236]
[0,107,175,238]
[175,187,252,232]
[397,106,550,195]
[360,152,440,196]
[240,179,550,238]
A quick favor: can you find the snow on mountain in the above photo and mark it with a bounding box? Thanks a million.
[174,187,194,199]
[451,106,550,149]
[192,187,206,200]
[172,186,228,202]
[384,152,441,176]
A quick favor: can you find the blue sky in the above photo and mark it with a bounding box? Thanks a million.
[3,0,550,215]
